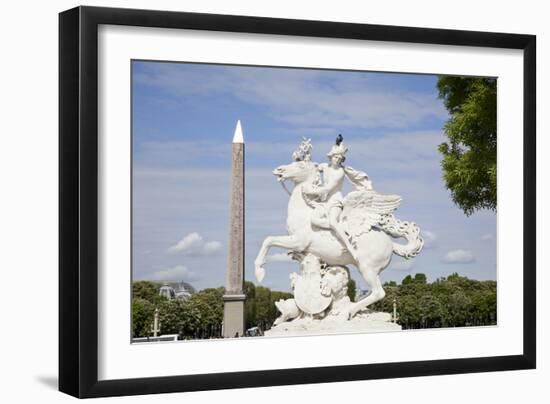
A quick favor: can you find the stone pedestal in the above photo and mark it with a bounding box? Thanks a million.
[264,310,402,337]
[222,294,246,338]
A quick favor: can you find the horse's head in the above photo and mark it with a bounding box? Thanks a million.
[272,160,318,185]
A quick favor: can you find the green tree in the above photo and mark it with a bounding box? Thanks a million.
[446,291,472,326]
[419,295,443,328]
[187,287,224,333]
[398,296,421,328]
[270,290,293,322]
[413,273,427,284]
[370,273,497,330]
[154,288,225,338]
[131,298,155,337]
[132,280,164,305]
[255,287,272,329]
[401,275,413,285]
[158,298,201,336]
[347,278,357,302]
[437,76,497,215]
[244,281,257,329]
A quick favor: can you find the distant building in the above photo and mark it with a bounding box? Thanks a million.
[159,284,176,300]
[159,282,194,300]
[174,283,192,299]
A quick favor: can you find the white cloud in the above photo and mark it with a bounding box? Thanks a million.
[168,232,222,256]
[150,265,197,282]
[422,230,438,249]
[266,252,293,263]
[203,241,223,254]
[442,249,475,264]
[423,230,438,242]
[136,63,448,131]
[388,259,414,271]
[169,232,202,252]
[481,233,493,241]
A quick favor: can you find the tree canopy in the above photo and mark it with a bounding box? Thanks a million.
[132,280,292,339]
[244,282,292,330]
[437,76,497,216]
[132,298,156,338]
[132,272,496,337]
[347,278,357,302]
[132,280,164,305]
[371,272,496,329]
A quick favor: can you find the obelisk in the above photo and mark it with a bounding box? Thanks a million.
[222,120,246,338]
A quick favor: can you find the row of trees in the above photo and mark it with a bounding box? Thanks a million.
[133,271,496,338]
[370,273,497,329]
[132,281,293,338]
[133,281,225,339]
[243,281,292,330]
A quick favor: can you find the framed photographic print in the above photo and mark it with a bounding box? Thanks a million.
[59,5,536,398]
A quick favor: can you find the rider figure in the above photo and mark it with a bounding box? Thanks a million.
[306,134,359,261]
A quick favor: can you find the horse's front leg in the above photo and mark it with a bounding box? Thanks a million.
[254,234,309,282]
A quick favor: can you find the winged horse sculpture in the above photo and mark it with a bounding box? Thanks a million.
[254,137,424,319]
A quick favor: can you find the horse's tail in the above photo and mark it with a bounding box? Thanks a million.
[378,214,424,259]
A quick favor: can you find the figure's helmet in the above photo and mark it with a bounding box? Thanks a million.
[327,134,348,158]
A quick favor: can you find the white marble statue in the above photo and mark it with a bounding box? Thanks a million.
[255,136,424,324]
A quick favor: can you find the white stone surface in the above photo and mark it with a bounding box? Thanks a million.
[265,311,402,337]
[293,271,332,315]
[232,119,244,143]
[255,137,425,322]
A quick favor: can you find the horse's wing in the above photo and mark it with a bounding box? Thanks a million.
[369,192,402,214]
[342,190,401,212]
[342,190,402,237]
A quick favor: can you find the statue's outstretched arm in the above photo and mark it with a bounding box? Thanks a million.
[344,166,373,190]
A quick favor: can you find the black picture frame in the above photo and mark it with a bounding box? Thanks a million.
[59,5,536,398]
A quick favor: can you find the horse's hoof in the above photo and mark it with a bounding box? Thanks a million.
[255,266,265,283]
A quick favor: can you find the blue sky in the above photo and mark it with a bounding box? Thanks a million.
[132,60,497,293]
